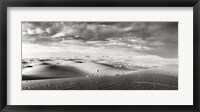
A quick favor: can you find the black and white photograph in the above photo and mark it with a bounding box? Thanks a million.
[22,22,178,90]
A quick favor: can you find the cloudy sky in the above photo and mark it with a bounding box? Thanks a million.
[22,22,178,58]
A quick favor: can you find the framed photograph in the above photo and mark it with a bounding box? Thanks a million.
[0,0,199,112]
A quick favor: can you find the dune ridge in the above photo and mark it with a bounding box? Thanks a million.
[22,62,178,90]
[22,61,133,80]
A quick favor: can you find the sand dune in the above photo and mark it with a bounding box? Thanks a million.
[72,61,133,76]
[22,64,178,90]
[22,65,88,80]
[22,72,177,90]
[22,61,132,80]
[128,64,178,76]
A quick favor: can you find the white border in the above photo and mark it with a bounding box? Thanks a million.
[7,7,193,105]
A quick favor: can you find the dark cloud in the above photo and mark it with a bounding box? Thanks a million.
[22,35,62,46]
[22,22,178,58]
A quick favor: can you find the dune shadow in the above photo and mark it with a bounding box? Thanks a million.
[22,64,89,80]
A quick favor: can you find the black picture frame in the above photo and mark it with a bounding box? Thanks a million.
[0,0,199,112]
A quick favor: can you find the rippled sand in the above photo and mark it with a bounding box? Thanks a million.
[22,59,178,90]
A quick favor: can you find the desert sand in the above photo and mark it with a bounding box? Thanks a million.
[22,58,178,90]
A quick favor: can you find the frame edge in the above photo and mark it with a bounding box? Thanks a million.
[0,0,199,112]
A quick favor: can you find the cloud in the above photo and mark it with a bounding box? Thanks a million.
[22,22,177,42]
[22,22,178,58]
